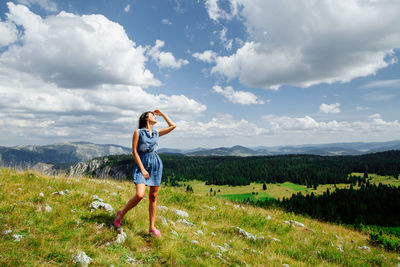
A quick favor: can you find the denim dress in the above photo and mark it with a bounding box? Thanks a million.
[132,128,163,186]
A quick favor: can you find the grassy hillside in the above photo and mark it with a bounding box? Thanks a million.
[1,168,399,266]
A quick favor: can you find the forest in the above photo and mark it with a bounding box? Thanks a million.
[100,150,400,186]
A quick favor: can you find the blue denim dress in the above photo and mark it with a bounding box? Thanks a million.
[132,128,163,186]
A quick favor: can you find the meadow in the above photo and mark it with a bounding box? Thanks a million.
[1,168,399,266]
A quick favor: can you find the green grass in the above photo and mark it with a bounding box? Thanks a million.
[1,168,400,266]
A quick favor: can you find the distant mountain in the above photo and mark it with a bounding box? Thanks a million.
[186,145,256,156]
[0,142,130,168]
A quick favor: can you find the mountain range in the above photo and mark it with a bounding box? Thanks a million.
[0,140,399,168]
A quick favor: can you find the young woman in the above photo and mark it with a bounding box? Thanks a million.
[114,109,176,237]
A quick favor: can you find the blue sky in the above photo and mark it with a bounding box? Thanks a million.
[0,0,399,149]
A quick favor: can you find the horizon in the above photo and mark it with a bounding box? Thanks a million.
[2,138,400,151]
[0,1,399,149]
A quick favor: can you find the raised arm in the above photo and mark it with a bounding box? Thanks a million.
[154,109,176,137]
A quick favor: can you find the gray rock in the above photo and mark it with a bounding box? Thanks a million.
[266,215,271,220]
[174,209,189,218]
[13,234,22,242]
[126,256,138,264]
[158,205,169,211]
[358,245,370,251]
[3,229,12,235]
[115,228,127,244]
[235,227,264,241]
[282,264,290,267]
[195,230,204,236]
[337,245,344,253]
[191,240,199,245]
[89,200,114,214]
[45,204,52,212]
[177,219,195,227]
[289,220,305,228]
[271,237,281,242]
[223,243,232,249]
[51,189,69,196]
[39,192,44,198]
[72,251,93,267]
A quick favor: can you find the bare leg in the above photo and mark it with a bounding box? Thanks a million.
[117,183,146,221]
[149,186,160,231]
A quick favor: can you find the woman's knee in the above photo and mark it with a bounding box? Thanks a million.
[149,192,158,202]
[136,192,145,200]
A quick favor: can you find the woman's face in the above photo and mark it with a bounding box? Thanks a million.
[147,112,157,124]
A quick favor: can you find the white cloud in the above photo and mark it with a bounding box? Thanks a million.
[207,0,400,89]
[0,3,207,146]
[319,103,341,114]
[147,40,189,69]
[356,106,370,111]
[192,50,217,63]
[363,90,395,102]
[262,114,400,135]
[219,26,233,50]
[205,0,239,22]
[362,79,400,89]
[0,20,18,47]
[124,4,130,13]
[213,85,264,105]
[1,2,159,89]
[16,0,57,12]
[161,19,172,25]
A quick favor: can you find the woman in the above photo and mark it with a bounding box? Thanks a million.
[114,109,176,237]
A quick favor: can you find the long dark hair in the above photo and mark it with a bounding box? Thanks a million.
[138,111,153,129]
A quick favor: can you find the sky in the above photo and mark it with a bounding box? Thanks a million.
[0,0,399,149]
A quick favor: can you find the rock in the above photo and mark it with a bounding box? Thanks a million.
[111,192,118,196]
[235,227,264,241]
[176,219,195,227]
[158,205,169,211]
[17,188,22,191]
[266,215,271,220]
[202,221,207,226]
[13,234,22,242]
[72,252,93,267]
[115,228,127,244]
[3,229,12,235]
[174,209,189,218]
[126,256,138,264]
[51,189,70,196]
[195,230,204,236]
[242,260,250,267]
[191,240,199,245]
[289,220,305,228]
[337,245,344,253]
[211,242,228,252]
[358,246,370,251]
[271,237,281,242]
[283,221,290,225]
[89,200,114,214]
[45,204,52,212]
[39,192,44,198]
[211,232,216,236]
[223,243,232,249]
[282,264,290,267]
[92,195,103,201]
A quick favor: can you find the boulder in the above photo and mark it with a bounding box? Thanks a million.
[235,227,264,241]
[174,209,189,218]
[72,252,93,267]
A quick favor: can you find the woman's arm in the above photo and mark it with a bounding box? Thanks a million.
[154,110,176,137]
[132,129,149,178]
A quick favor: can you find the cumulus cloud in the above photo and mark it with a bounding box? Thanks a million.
[205,0,239,22]
[207,0,400,89]
[16,0,57,12]
[1,2,159,88]
[192,50,217,63]
[147,40,189,69]
[262,114,400,135]
[319,103,341,114]
[213,85,264,105]
[124,4,130,13]
[218,26,233,50]
[0,3,206,146]
[0,20,18,47]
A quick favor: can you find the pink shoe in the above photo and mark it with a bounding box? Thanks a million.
[149,228,161,237]
[114,210,122,228]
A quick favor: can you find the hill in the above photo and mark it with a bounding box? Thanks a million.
[0,142,130,168]
[1,168,399,266]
